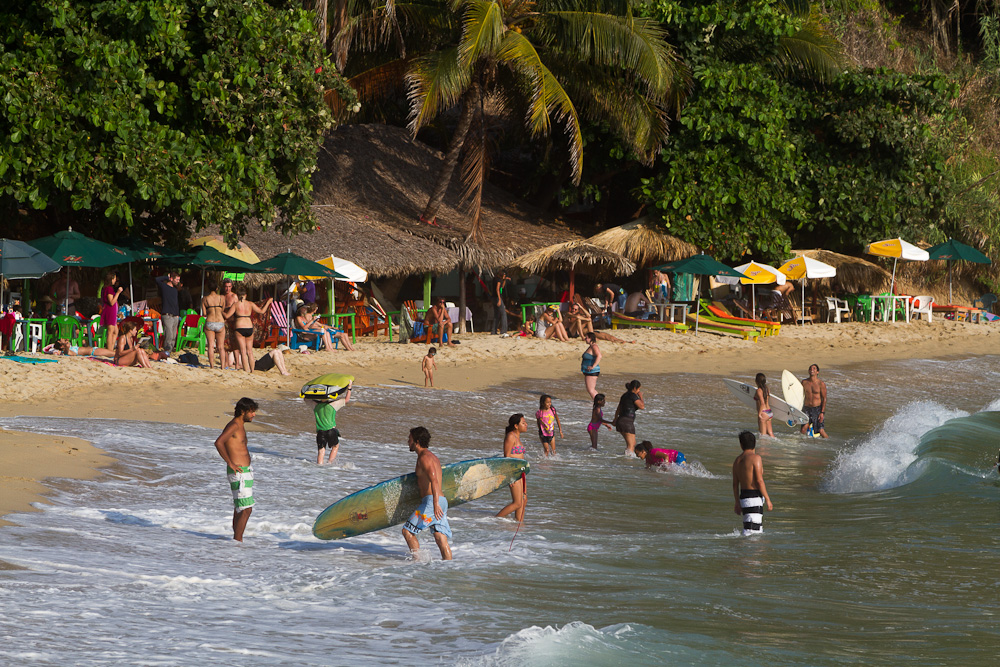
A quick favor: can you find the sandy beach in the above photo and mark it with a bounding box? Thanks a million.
[1,318,997,524]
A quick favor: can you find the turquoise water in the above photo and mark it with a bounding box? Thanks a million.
[0,356,997,664]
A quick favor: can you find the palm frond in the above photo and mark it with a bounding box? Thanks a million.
[458,0,506,66]
[406,47,471,132]
[498,30,584,182]
[347,58,410,104]
[535,11,686,103]
[775,7,846,82]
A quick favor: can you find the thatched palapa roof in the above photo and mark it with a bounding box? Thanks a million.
[511,240,636,278]
[793,249,892,293]
[587,217,697,266]
[230,208,459,286]
[310,124,583,270]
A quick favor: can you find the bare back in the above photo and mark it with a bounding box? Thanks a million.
[733,450,764,492]
[414,448,442,497]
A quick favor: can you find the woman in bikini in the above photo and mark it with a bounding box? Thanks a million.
[293,304,356,352]
[115,320,153,368]
[200,279,228,370]
[223,286,272,373]
[496,413,528,523]
[754,372,774,437]
[48,338,115,357]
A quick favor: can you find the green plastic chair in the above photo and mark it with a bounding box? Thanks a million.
[853,295,873,322]
[87,314,108,348]
[175,314,207,354]
[49,315,86,346]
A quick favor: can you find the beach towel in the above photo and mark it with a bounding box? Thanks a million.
[88,357,117,367]
[1,355,57,364]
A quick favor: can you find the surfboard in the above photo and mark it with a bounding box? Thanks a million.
[723,378,809,427]
[300,373,355,401]
[313,456,530,540]
[781,369,805,411]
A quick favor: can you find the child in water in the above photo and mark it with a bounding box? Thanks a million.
[754,372,774,437]
[422,347,438,387]
[535,394,563,456]
[634,441,686,468]
[313,382,352,465]
[587,393,613,449]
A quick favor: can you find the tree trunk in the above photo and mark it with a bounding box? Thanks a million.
[421,85,480,223]
[457,264,467,334]
[314,0,328,51]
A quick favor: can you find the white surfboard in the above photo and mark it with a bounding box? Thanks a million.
[781,369,805,411]
[723,378,809,427]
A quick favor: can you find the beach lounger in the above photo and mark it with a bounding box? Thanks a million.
[685,314,759,341]
[701,301,780,336]
[610,312,689,333]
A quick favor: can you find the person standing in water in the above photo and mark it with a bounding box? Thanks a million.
[800,364,828,438]
[402,426,452,560]
[754,373,774,437]
[581,332,602,399]
[497,414,528,523]
[535,394,563,457]
[213,398,259,541]
[587,394,612,450]
[612,380,644,455]
[732,430,772,535]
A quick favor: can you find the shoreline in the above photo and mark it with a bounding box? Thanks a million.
[0,319,996,525]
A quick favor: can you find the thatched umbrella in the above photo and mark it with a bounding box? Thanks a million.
[510,240,636,301]
[587,217,697,267]
[792,249,892,294]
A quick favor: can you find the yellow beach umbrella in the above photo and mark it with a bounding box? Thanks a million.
[778,256,836,325]
[190,235,261,264]
[720,261,785,316]
[864,237,928,294]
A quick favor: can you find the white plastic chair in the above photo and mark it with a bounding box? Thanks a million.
[825,297,852,323]
[910,295,933,322]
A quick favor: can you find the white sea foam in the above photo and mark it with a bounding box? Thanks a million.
[821,401,968,493]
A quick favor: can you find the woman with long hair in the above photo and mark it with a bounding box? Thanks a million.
[100,271,124,349]
[115,320,153,368]
[496,414,528,523]
[754,372,774,437]
[200,279,228,370]
[223,286,271,373]
[612,380,645,455]
[581,331,602,398]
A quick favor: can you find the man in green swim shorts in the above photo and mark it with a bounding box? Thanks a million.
[214,397,259,542]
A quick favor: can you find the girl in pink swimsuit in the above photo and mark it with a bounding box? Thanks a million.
[497,413,528,523]
[587,394,612,450]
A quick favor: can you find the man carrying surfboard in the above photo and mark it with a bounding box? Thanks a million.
[800,364,828,438]
[402,427,453,560]
[213,397,259,542]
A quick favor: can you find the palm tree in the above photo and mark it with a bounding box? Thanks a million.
[405,0,688,239]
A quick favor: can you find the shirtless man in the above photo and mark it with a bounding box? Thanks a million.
[732,431,772,535]
[214,398,259,541]
[424,298,455,346]
[401,426,452,560]
[800,364,828,438]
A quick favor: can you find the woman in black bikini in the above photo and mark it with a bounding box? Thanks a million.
[115,320,154,368]
[223,286,272,373]
[200,279,228,370]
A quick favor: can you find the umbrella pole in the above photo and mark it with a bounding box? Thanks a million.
[65,267,70,315]
[801,280,806,326]
[949,262,953,305]
[128,263,134,314]
[569,267,576,303]
[891,258,897,295]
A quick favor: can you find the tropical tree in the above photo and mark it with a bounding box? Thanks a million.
[403,0,687,239]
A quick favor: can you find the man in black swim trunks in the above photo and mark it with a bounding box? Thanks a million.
[800,364,828,438]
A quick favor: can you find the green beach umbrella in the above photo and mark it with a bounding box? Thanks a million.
[0,238,62,312]
[927,239,992,305]
[251,251,347,280]
[29,228,135,313]
[652,254,749,333]
[116,239,190,307]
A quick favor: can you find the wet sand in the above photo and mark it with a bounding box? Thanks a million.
[1,318,996,524]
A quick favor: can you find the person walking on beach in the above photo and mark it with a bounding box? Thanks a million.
[422,347,438,387]
[732,430,772,535]
[214,397,259,542]
[587,394,612,450]
[800,364,828,438]
[581,332,602,398]
[402,426,452,560]
[497,414,527,523]
[156,271,181,355]
[612,380,644,455]
[754,373,774,437]
[535,394,563,456]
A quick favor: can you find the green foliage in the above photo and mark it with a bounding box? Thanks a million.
[635,0,961,261]
[0,0,356,244]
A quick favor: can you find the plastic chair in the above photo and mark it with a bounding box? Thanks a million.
[175,314,207,354]
[824,297,852,323]
[49,315,86,346]
[973,293,996,314]
[910,295,934,322]
[289,327,328,350]
[87,314,108,348]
